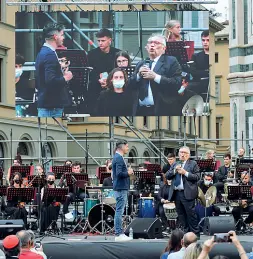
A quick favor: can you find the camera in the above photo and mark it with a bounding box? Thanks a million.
[214,233,232,243]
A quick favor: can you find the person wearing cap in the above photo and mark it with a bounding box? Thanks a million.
[2,235,20,259]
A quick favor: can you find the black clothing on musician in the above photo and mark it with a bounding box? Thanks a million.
[16,74,34,100]
[162,163,171,174]
[232,182,253,229]
[95,90,133,116]
[87,46,120,113]
[63,191,89,214]
[5,200,28,227]
[166,160,200,234]
[190,51,209,81]
[103,177,113,187]
[157,184,170,228]
[215,165,230,192]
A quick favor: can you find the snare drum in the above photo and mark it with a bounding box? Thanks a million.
[138,197,156,218]
[84,199,99,217]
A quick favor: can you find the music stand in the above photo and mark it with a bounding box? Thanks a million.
[7,187,35,203]
[196,159,216,175]
[227,185,252,232]
[51,166,72,179]
[40,188,68,240]
[96,166,107,179]
[146,164,162,173]
[0,186,7,219]
[27,175,46,188]
[10,166,32,179]
[100,172,111,184]
[166,41,189,66]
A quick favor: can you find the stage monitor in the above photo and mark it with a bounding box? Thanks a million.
[15,10,209,117]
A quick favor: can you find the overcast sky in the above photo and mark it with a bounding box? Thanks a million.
[203,0,229,22]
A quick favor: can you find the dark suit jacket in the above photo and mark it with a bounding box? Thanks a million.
[166,160,200,201]
[112,153,130,191]
[129,54,182,116]
[157,184,170,203]
[103,177,113,187]
[216,165,230,181]
[35,45,71,108]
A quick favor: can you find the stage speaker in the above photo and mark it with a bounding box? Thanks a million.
[0,219,24,238]
[125,218,163,239]
[203,216,235,236]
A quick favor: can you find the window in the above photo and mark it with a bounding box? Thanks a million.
[216,122,220,145]
[192,11,199,28]
[143,116,148,128]
[156,116,161,129]
[232,0,236,39]
[0,58,2,102]
[215,80,221,104]
[42,143,53,173]
[207,116,211,139]
[17,142,29,156]
[215,53,219,63]
[198,117,202,138]
[143,151,150,162]
[128,149,137,164]
[189,117,192,135]
[71,117,84,122]
[167,117,171,130]
[0,142,4,169]
[233,103,238,152]
[114,117,120,124]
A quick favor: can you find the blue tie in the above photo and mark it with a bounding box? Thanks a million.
[139,60,154,100]
[174,173,181,187]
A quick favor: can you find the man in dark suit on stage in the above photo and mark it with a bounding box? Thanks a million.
[129,34,182,116]
[103,163,113,187]
[35,23,73,117]
[166,146,200,236]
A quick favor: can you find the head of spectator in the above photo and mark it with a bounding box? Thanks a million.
[2,235,21,258]
[238,147,245,158]
[96,28,112,54]
[182,232,198,248]
[16,230,31,249]
[115,140,129,156]
[43,22,65,49]
[106,67,128,94]
[11,172,23,187]
[115,51,131,68]
[64,160,72,166]
[223,153,231,166]
[201,30,209,54]
[206,150,215,160]
[15,54,25,84]
[72,161,82,173]
[164,229,184,254]
[183,242,205,259]
[146,34,166,61]
[0,249,5,259]
[164,20,181,41]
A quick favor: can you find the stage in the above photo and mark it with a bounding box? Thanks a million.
[1,233,253,259]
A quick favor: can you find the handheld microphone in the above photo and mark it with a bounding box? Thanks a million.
[144,58,150,67]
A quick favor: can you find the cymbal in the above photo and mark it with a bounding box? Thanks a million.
[197,187,206,207]
[205,186,217,207]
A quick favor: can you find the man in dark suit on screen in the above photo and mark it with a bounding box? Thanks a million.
[129,34,182,116]
[166,146,200,236]
[35,23,73,117]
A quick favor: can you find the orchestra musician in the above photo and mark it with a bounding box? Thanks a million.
[40,173,60,232]
[102,163,113,187]
[215,153,233,192]
[164,20,182,42]
[35,164,44,177]
[232,172,253,230]
[166,146,200,236]
[4,172,28,227]
[62,161,89,218]
[6,157,21,186]
[197,172,220,216]
[238,147,245,158]
[205,150,215,160]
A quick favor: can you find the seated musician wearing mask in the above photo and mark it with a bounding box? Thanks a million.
[103,163,113,187]
[4,172,28,228]
[40,173,60,233]
[215,153,233,192]
[232,172,253,230]
[157,174,172,231]
[198,172,220,216]
[63,161,89,219]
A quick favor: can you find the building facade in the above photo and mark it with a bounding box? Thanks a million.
[228,0,253,156]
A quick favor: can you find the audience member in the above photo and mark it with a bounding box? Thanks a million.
[161,229,184,259]
[168,232,198,259]
[0,249,5,259]
[27,230,47,259]
[2,235,20,259]
[17,230,43,259]
[183,242,204,259]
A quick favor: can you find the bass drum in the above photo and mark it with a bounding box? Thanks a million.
[88,204,115,234]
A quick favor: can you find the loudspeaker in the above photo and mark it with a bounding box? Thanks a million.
[203,216,235,235]
[0,220,24,238]
[125,218,163,239]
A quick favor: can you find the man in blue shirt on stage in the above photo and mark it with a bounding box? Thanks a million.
[113,140,134,242]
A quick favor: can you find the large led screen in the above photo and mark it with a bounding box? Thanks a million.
[15,11,210,117]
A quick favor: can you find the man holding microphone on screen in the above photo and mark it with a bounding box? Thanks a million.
[166,146,200,237]
[113,140,134,242]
